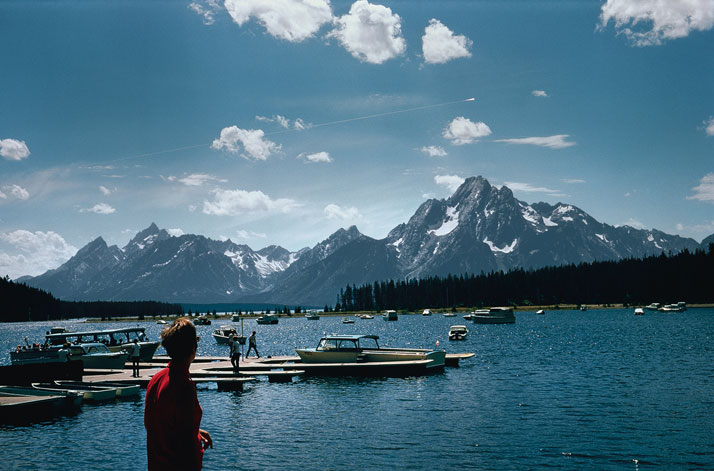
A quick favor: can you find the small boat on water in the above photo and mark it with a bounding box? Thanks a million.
[443,313,456,317]
[382,310,398,321]
[644,303,661,311]
[256,314,279,325]
[464,309,488,321]
[305,313,320,320]
[471,307,516,324]
[45,326,160,361]
[359,314,374,319]
[212,326,245,345]
[422,309,432,316]
[231,314,241,322]
[448,325,468,341]
[536,309,545,315]
[11,342,129,369]
[156,320,168,325]
[295,334,445,370]
[87,381,140,398]
[194,316,211,325]
[659,302,686,312]
[342,317,355,324]
[580,305,588,311]
[634,308,644,316]
[33,381,117,402]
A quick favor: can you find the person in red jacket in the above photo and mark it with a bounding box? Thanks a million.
[145,318,212,470]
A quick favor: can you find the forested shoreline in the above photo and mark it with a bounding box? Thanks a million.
[0,276,183,322]
[335,244,714,312]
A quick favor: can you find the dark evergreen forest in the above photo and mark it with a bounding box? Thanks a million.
[335,244,714,312]
[0,276,183,322]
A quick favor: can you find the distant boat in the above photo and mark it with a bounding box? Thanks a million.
[359,314,374,319]
[156,320,167,325]
[471,307,516,324]
[659,302,686,313]
[231,314,241,322]
[212,326,245,345]
[580,305,587,311]
[256,314,279,325]
[382,310,398,321]
[536,309,545,315]
[644,303,661,311]
[422,309,432,316]
[634,308,644,316]
[443,313,456,317]
[194,316,211,325]
[305,313,320,320]
[342,317,355,324]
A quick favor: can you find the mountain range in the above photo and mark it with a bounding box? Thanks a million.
[22,176,710,305]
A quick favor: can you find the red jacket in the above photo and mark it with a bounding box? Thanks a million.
[145,362,204,470]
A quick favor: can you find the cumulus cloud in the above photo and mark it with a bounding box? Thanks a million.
[225,0,333,42]
[188,0,220,25]
[211,126,281,160]
[687,173,714,203]
[324,203,361,220]
[504,181,565,196]
[494,134,575,149]
[298,151,333,163]
[1,184,30,200]
[203,188,298,216]
[420,145,448,157]
[434,174,464,192]
[256,114,310,130]
[0,230,78,278]
[532,90,549,97]
[442,117,492,145]
[166,173,227,186]
[703,116,714,136]
[599,0,714,46]
[81,203,116,214]
[0,138,30,161]
[422,19,472,64]
[328,0,406,64]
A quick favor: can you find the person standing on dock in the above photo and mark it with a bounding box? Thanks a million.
[130,339,141,377]
[246,330,260,358]
[145,318,212,471]
[229,335,240,369]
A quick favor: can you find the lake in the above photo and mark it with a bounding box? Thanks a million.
[2,308,713,470]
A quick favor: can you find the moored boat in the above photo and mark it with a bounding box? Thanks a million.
[295,334,446,369]
[644,303,661,311]
[359,314,374,319]
[212,326,245,345]
[194,316,211,325]
[0,386,82,422]
[536,309,545,315]
[471,307,516,324]
[634,308,644,316]
[11,342,128,369]
[342,317,355,324]
[45,327,160,361]
[256,314,279,325]
[33,381,117,402]
[382,310,398,321]
[305,313,320,320]
[448,325,468,341]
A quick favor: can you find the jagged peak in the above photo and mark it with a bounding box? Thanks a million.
[449,176,491,204]
[77,236,107,254]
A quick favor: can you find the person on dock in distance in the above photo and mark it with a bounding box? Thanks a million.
[229,335,240,369]
[131,338,141,377]
[145,318,212,470]
[246,331,260,358]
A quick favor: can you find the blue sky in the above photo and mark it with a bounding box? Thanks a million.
[1,0,713,279]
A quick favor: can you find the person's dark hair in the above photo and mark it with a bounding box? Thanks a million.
[161,318,197,360]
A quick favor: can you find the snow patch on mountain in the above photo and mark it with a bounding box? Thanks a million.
[429,207,460,236]
[543,217,558,227]
[483,237,518,254]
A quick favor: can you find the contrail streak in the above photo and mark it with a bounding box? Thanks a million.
[98,97,475,164]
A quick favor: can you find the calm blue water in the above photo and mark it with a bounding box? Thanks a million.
[2,309,713,470]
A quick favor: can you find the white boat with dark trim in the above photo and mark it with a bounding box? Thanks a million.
[342,317,355,324]
[295,334,445,369]
[11,342,128,369]
[448,325,468,341]
[212,326,245,345]
[45,327,160,361]
[256,314,279,325]
[644,303,661,311]
[634,308,644,316]
[471,307,516,324]
[382,310,398,321]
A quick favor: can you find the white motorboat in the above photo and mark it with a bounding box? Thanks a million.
[359,314,374,319]
[305,313,320,320]
[256,314,279,325]
[295,334,445,369]
[471,307,516,324]
[448,325,468,341]
[536,309,545,315]
[443,313,456,317]
[634,308,644,315]
[644,303,661,311]
[659,303,686,312]
[45,327,160,361]
[342,317,355,324]
[194,316,211,325]
[422,309,432,316]
[212,326,245,345]
[382,310,398,321]
[11,342,128,369]
[464,309,488,321]
[33,381,117,402]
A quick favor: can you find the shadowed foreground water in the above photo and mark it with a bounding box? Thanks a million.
[2,309,713,470]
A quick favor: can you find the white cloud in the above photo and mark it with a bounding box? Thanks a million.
[167,228,185,237]
[420,145,448,157]
[621,218,647,229]
[99,185,115,196]
[703,116,714,136]
[676,221,714,237]
[324,203,361,220]
[328,0,406,64]
[1,184,30,200]
[434,174,464,192]
[188,1,219,25]
[494,134,575,149]
[504,181,565,196]
[211,125,281,160]
[687,173,714,203]
[0,138,30,161]
[562,178,586,184]
[256,114,310,130]
[294,118,308,130]
[298,151,333,163]
[442,117,492,145]
[532,90,549,97]
[236,229,267,239]
[599,0,714,46]
[203,188,298,216]
[275,115,290,128]
[225,0,333,42]
[171,173,227,186]
[81,203,116,214]
[0,230,78,278]
[422,18,472,64]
